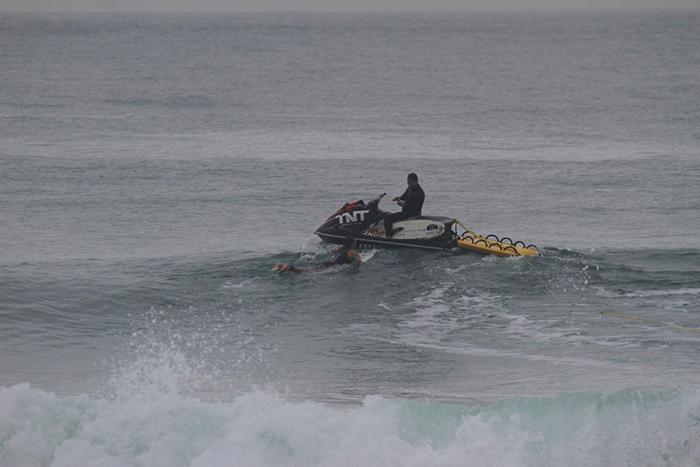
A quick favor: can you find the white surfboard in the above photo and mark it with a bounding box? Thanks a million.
[391,219,445,240]
[360,250,377,262]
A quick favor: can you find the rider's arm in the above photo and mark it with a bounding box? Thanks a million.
[394,188,409,202]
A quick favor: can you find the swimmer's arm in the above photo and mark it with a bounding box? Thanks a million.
[348,250,363,265]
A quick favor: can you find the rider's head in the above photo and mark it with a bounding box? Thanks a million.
[407,173,419,187]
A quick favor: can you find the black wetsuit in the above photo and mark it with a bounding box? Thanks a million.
[384,184,425,237]
[287,247,353,272]
[319,246,352,268]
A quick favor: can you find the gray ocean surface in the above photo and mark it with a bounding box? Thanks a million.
[1,10,700,466]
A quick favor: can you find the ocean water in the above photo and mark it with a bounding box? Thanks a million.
[1,10,700,467]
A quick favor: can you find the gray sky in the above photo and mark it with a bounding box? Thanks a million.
[2,0,699,13]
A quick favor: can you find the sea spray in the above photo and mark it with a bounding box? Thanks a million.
[111,303,283,402]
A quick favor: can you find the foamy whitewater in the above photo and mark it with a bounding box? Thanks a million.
[4,382,700,466]
[2,10,700,467]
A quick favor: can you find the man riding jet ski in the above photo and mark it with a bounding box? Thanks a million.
[385,173,425,239]
[314,186,459,250]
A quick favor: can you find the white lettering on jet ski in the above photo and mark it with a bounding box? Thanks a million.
[337,210,369,224]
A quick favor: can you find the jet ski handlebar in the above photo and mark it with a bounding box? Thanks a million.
[370,193,386,205]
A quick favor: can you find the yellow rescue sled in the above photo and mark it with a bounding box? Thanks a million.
[453,220,539,257]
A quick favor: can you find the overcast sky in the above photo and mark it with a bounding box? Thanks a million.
[2,0,699,13]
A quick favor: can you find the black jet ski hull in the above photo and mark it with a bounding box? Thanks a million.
[315,229,457,250]
[315,195,540,256]
[314,196,458,250]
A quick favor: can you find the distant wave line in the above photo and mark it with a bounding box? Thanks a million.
[601,310,700,334]
[257,111,474,119]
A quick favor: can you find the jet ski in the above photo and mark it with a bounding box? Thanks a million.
[314,193,459,250]
[315,193,540,256]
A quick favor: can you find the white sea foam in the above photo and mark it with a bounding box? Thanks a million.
[2,381,699,467]
[502,312,643,350]
[595,287,700,299]
[399,287,452,329]
[222,279,256,289]
[386,285,648,370]
[623,288,700,298]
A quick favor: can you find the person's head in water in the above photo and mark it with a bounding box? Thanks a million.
[343,236,356,248]
[407,173,419,188]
